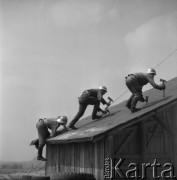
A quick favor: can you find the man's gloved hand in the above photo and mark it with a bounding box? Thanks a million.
[100,107,110,114]
[104,108,110,114]
[159,83,166,90]
[107,102,111,107]
[141,97,145,102]
[63,125,68,132]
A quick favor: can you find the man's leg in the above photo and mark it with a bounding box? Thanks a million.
[37,130,49,161]
[37,144,46,161]
[130,95,142,113]
[126,76,142,113]
[126,94,134,109]
[68,103,87,129]
[36,120,49,161]
[92,101,102,119]
[130,89,143,113]
[86,98,102,120]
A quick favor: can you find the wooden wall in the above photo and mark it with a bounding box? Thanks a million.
[46,102,177,180]
[104,102,177,179]
[46,139,105,180]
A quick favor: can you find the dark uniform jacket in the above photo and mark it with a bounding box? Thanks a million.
[43,118,61,137]
[133,73,161,89]
[80,89,107,105]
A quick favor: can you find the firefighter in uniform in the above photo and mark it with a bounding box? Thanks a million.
[68,86,110,130]
[36,116,68,161]
[125,68,166,113]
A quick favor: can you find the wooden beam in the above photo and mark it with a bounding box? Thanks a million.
[112,154,140,158]
[139,121,146,162]
[155,100,177,114]
[108,135,114,158]
[145,123,160,154]
[146,154,171,158]
[92,134,105,143]
[171,104,177,170]
[108,112,156,136]
[113,130,135,156]
[153,115,172,136]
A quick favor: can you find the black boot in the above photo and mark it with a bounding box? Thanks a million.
[37,156,47,161]
[37,145,46,161]
[131,107,141,113]
[126,94,134,109]
[131,96,141,113]
[92,102,101,120]
[92,115,102,120]
[68,124,78,130]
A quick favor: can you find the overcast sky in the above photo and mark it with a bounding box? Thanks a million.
[0,0,177,162]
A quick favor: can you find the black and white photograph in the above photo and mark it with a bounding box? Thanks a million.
[0,0,177,179]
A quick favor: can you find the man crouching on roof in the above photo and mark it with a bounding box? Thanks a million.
[125,68,166,113]
[68,86,111,130]
[35,116,68,161]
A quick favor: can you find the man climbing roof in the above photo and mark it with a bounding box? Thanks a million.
[68,86,110,130]
[125,68,166,113]
[35,116,68,161]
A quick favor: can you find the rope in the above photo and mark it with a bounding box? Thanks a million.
[154,48,177,69]
[110,47,177,105]
[112,89,129,103]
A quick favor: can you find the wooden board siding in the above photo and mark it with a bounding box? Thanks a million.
[46,144,58,175]
[74,143,80,172]
[84,142,94,174]
[169,103,177,170]
[64,143,73,172]
[46,141,104,180]
[94,139,104,180]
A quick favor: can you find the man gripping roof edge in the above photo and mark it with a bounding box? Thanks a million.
[36,116,68,161]
[68,86,111,130]
[125,68,166,113]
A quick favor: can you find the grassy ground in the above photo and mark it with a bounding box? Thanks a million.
[0,170,45,180]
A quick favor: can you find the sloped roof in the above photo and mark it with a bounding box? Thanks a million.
[48,77,177,144]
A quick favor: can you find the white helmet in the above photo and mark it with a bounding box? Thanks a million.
[99,86,107,92]
[147,67,156,75]
[57,116,68,124]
